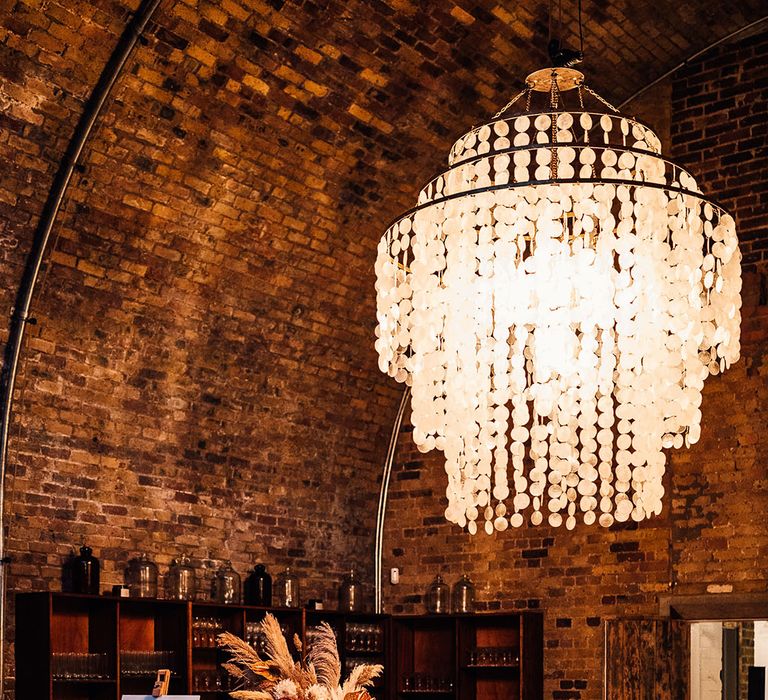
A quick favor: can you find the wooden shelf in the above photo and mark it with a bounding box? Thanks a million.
[16,593,542,700]
[392,612,542,700]
[16,592,390,700]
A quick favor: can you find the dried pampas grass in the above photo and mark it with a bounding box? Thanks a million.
[218,612,384,700]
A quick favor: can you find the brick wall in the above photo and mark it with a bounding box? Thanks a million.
[382,29,768,700]
[738,622,755,700]
[0,0,766,698]
[671,30,768,269]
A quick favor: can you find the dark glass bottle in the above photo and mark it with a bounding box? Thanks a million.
[244,564,272,606]
[73,545,100,594]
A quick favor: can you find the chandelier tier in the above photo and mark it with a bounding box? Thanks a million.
[374,67,742,534]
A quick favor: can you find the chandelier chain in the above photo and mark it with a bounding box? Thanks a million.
[582,84,621,113]
[549,69,560,109]
[550,71,560,178]
[492,87,531,120]
[494,80,620,122]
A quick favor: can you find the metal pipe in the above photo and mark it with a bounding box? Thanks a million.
[374,386,410,614]
[0,0,163,687]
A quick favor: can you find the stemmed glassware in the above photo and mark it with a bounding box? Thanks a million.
[466,647,519,667]
[192,615,224,648]
[345,623,383,653]
[120,650,175,676]
[401,674,453,692]
[192,669,232,692]
[51,652,110,680]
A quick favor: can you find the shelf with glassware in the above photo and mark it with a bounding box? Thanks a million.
[305,609,389,700]
[119,597,189,697]
[16,593,543,700]
[190,602,304,697]
[14,592,388,700]
[16,592,118,700]
[391,612,543,700]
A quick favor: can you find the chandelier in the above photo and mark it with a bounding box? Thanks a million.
[374,66,742,534]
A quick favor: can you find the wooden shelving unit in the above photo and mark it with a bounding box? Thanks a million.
[15,593,389,700]
[391,613,543,700]
[16,594,542,700]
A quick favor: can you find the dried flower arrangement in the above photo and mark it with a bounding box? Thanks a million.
[217,613,383,700]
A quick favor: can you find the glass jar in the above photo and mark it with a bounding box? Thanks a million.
[244,564,272,606]
[338,568,363,612]
[127,553,159,598]
[275,567,300,608]
[212,560,241,604]
[451,574,476,613]
[425,574,449,614]
[73,544,100,595]
[167,554,196,601]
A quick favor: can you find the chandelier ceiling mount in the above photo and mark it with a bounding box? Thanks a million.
[525,67,584,93]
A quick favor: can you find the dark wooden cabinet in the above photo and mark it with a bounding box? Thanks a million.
[15,593,391,700]
[16,594,120,700]
[391,613,543,700]
[16,594,542,700]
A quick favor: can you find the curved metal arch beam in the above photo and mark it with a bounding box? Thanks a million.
[0,0,163,685]
[619,15,768,109]
[373,386,409,614]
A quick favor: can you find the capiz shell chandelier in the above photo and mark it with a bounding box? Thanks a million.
[374,67,741,534]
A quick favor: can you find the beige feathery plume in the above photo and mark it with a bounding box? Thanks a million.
[221,661,247,685]
[307,621,341,690]
[305,659,319,686]
[230,691,274,700]
[340,664,383,695]
[255,614,321,690]
[261,613,300,679]
[217,631,280,682]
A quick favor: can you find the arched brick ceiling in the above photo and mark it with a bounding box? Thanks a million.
[0,0,765,590]
[2,0,766,323]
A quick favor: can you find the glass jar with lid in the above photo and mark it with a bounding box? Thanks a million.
[275,567,300,608]
[167,553,196,601]
[425,574,450,614]
[212,560,241,604]
[451,574,476,613]
[127,553,159,598]
[338,567,363,612]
